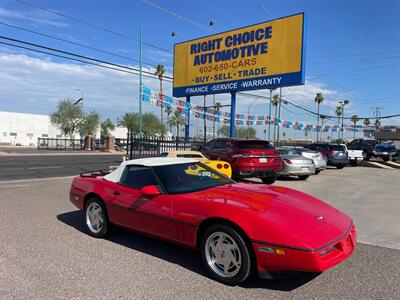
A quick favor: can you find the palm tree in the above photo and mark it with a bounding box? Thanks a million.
[167,110,186,139]
[214,101,222,138]
[165,107,173,133]
[155,64,165,126]
[100,118,115,140]
[272,94,279,144]
[363,118,371,127]
[335,106,342,140]
[351,115,359,139]
[314,93,324,142]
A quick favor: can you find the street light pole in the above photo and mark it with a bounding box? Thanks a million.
[203,95,207,144]
[139,26,143,134]
[339,100,350,142]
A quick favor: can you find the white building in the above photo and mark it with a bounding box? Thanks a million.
[0,111,127,146]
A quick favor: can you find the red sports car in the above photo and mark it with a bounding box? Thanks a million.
[69,157,356,285]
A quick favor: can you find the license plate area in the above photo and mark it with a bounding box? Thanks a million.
[301,167,309,171]
[259,158,267,163]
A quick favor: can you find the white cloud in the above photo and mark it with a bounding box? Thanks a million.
[0,6,69,28]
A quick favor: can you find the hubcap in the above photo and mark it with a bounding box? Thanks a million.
[86,202,104,234]
[205,232,242,278]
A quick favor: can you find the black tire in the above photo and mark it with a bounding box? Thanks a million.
[200,224,253,285]
[336,165,344,169]
[350,160,357,166]
[84,197,110,238]
[314,170,321,175]
[298,175,309,180]
[382,156,390,162]
[261,174,277,184]
[363,152,370,161]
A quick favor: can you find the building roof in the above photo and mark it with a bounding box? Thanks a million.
[103,157,198,183]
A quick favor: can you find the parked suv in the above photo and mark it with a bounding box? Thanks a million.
[305,143,349,169]
[347,139,397,161]
[201,138,282,184]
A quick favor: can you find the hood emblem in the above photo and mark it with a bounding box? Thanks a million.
[315,216,324,221]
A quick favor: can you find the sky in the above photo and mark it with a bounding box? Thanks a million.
[0,0,400,139]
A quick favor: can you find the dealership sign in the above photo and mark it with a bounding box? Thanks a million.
[173,13,306,97]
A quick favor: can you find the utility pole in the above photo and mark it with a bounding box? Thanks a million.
[139,26,143,134]
[268,88,275,142]
[372,107,382,130]
[212,94,216,139]
[339,100,350,142]
[276,87,282,146]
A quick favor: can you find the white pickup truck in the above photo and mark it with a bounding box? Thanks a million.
[341,144,363,166]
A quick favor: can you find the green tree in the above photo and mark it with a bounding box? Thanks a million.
[314,93,324,142]
[50,98,83,139]
[363,118,371,127]
[167,110,186,139]
[79,111,100,136]
[117,112,165,135]
[155,64,165,125]
[100,118,115,140]
[165,107,173,133]
[218,125,256,138]
[351,115,359,139]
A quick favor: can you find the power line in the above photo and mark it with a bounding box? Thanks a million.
[0,21,172,71]
[141,0,213,33]
[196,0,240,25]
[0,35,173,79]
[0,41,164,81]
[14,0,172,53]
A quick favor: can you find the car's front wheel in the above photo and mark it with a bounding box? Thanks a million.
[298,175,309,180]
[201,225,252,285]
[261,174,277,184]
[85,197,109,238]
[336,165,345,169]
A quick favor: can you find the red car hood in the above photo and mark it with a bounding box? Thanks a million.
[207,183,352,250]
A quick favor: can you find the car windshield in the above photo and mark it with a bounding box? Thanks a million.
[277,148,297,155]
[236,140,273,149]
[153,162,233,194]
[176,154,204,158]
[329,145,346,151]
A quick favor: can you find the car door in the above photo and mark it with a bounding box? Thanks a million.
[107,165,174,239]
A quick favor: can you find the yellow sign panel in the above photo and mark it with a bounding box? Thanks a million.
[173,13,305,97]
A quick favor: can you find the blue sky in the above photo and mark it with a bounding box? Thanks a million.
[0,0,399,139]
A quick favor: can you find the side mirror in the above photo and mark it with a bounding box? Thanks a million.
[140,185,161,196]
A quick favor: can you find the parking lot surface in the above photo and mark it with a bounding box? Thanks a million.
[0,167,399,299]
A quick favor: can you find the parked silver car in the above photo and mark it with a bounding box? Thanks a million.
[276,148,316,180]
[289,147,327,174]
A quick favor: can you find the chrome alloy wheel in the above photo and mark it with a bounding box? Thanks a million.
[205,232,242,278]
[86,202,104,234]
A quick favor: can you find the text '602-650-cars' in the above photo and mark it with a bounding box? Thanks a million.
[69,157,356,285]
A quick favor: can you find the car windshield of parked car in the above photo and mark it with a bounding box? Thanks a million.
[236,140,273,149]
[153,162,233,194]
[277,148,297,155]
[329,145,346,151]
[176,154,204,158]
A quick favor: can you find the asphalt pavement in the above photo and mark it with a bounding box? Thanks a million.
[0,153,123,180]
[0,168,399,299]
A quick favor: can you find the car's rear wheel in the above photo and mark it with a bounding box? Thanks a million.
[201,225,252,285]
[383,156,390,162]
[314,169,321,175]
[298,175,309,180]
[261,174,277,184]
[85,197,109,238]
[336,165,344,169]
[363,152,370,161]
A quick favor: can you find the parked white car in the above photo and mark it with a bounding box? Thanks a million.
[341,144,363,166]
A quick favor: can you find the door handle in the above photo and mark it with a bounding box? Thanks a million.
[113,190,120,195]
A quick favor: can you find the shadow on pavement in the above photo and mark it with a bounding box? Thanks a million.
[57,210,320,291]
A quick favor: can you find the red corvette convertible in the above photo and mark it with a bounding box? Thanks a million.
[69,157,356,285]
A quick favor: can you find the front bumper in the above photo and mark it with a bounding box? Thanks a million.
[253,224,357,275]
[279,164,316,176]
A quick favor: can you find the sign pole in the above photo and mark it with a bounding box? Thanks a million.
[185,96,190,142]
[230,92,236,138]
[139,26,143,134]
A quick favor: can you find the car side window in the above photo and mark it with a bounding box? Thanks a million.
[119,165,157,189]
[205,140,215,150]
[214,140,225,150]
